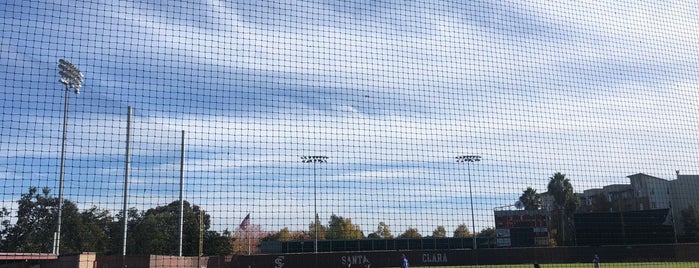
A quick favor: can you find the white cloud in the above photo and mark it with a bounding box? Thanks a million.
[3,0,699,236]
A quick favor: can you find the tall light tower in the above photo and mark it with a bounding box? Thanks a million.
[54,59,84,255]
[456,155,481,252]
[301,155,328,253]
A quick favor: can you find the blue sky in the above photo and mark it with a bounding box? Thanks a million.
[2,0,699,235]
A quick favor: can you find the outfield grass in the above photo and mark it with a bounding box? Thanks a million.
[412,262,699,268]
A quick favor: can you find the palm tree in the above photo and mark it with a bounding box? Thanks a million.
[547,172,579,245]
[519,187,542,210]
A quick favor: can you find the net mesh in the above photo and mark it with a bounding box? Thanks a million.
[1,0,699,267]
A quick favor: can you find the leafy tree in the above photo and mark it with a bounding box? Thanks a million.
[129,200,216,256]
[204,229,233,256]
[308,215,327,241]
[0,207,10,250]
[263,227,293,242]
[453,224,471,238]
[399,227,422,238]
[110,207,140,255]
[547,172,579,245]
[2,187,59,252]
[681,205,699,242]
[232,224,264,255]
[326,214,364,240]
[519,187,542,210]
[367,222,393,239]
[478,227,496,248]
[67,206,113,253]
[0,187,113,254]
[432,226,447,238]
[263,228,309,241]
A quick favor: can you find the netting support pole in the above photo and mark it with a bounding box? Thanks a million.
[122,106,133,256]
[179,130,185,256]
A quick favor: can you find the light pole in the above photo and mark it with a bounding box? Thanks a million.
[54,59,84,255]
[456,155,481,252]
[301,155,328,253]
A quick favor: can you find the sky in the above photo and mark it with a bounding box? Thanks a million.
[1,0,699,235]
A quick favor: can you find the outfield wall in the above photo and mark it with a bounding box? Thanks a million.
[234,243,699,268]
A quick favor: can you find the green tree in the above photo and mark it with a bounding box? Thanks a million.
[308,215,327,240]
[263,227,294,242]
[0,187,112,254]
[432,226,447,238]
[547,172,579,246]
[129,200,216,256]
[0,207,10,250]
[204,229,233,256]
[110,207,140,255]
[367,222,393,239]
[478,227,496,248]
[263,228,309,241]
[326,214,364,240]
[2,187,58,252]
[398,227,422,238]
[453,224,471,238]
[68,206,113,253]
[681,205,699,242]
[519,187,542,210]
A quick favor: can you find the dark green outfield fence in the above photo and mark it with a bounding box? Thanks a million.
[232,244,699,268]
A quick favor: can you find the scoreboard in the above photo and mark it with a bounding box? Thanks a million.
[494,210,548,247]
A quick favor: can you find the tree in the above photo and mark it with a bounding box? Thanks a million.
[547,172,579,245]
[204,229,233,256]
[681,205,699,242]
[432,226,447,238]
[129,200,220,256]
[326,214,364,240]
[110,207,140,255]
[69,206,114,253]
[263,227,293,242]
[453,224,471,238]
[0,187,113,254]
[398,227,422,238]
[232,224,264,255]
[367,222,393,239]
[262,227,310,241]
[308,215,327,241]
[519,187,542,210]
[478,227,496,248]
[2,187,59,252]
[0,207,10,250]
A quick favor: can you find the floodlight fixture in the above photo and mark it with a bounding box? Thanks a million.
[301,155,328,163]
[58,59,84,94]
[456,155,481,163]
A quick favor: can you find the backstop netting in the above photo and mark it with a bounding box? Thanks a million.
[2,1,699,267]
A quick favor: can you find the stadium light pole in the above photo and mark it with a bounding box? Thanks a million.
[456,155,481,252]
[301,155,328,253]
[54,59,84,255]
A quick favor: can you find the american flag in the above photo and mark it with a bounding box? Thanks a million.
[239,213,250,230]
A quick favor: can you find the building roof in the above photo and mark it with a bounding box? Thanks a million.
[627,173,668,182]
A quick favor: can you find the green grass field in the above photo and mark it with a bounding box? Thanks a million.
[412,263,699,268]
